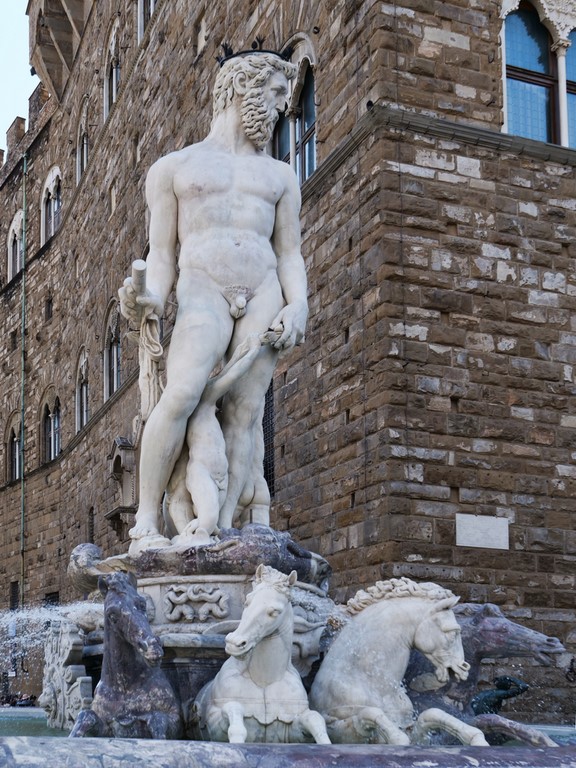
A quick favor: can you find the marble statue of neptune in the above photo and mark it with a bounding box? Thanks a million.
[119,51,307,555]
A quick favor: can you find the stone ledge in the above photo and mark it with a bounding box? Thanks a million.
[1,740,575,768]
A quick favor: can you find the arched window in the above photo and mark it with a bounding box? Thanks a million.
[104,20,121,119]
[41,167,63,245]
[567,30,576,148]
[138,0,157,42]
[76,350,89,433]
[7,210,24,281]
[8,426,21,483]
[42,398,61,463]
[504,2,556,143]
[104,304,121,399]
[273,38,317,184]
[76,97,90,183]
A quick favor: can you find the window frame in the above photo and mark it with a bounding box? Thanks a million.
[40,167,63,246]
[76,350,89,433]
[272,36,317,186]
[104,304,122,400]
[7,210,24,281]
[502,0,576,147]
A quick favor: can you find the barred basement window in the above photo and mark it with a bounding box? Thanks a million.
[9,582,19,611]
[43,592,60,606]
[88,507,95,543]
[262,382,275,498]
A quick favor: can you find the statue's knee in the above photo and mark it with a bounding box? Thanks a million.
[162,383,201,417]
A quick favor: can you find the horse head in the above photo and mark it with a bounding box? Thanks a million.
[225,564,297,658]
[454,603,565,666]
[413,596,470,684]
[99,572,163,666]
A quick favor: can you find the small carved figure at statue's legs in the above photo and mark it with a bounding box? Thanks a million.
[163,447,194,538]
[297,708,331,744]
[178,459,220,544]
[222,701,247,743]
[411,708,489,746]
[177,333,264,543]
[129,284,233,552]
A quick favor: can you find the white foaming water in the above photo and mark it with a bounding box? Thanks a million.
[0,601,102,659]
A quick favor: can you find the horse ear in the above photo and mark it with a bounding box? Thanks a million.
[288,570,297,586]
[98,575,110,596]
[433,595,460,613]
[255,563,265,582]
[125,571,137,589]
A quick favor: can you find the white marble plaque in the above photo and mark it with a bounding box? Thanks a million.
[455,513,509,550]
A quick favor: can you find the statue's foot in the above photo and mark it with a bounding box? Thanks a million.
[172,527,214,548]
[128,526,172,556]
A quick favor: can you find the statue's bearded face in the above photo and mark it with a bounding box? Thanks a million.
[241,71,289,148]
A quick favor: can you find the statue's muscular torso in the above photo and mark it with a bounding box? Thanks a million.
[156,141,290,295]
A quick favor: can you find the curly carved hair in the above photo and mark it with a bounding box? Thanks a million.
[212,53,297,118]
[345,576,456,616]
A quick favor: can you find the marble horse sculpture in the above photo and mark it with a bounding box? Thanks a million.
[192,564,331,744]
[70,572,181,739]
[309,577,489,746]
[405,602,565,746]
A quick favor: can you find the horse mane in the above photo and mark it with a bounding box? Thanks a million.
[345,576,456,616]
[254,565,293,597]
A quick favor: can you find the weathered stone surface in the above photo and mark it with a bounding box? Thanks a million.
[1,739,576,767]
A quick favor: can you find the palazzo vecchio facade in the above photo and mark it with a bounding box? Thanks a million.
[1,0,576,718]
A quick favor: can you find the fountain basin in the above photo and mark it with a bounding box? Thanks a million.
[0,709,68,738]
[1,739,576,766]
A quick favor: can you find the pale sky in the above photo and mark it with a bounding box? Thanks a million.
[0,3,40,155]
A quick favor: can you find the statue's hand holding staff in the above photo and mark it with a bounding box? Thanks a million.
[118,259,164,328]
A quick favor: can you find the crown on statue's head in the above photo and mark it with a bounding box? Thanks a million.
[217,37,294,66]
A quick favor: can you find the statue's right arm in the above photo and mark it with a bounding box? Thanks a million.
[118,157,178,325]
[144,157,178,313]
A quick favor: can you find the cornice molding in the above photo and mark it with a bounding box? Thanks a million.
[303,104,576,203]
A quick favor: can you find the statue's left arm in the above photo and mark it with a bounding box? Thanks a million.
[270,165,308,350]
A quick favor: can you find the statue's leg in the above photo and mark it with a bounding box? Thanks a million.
[69,708,104,738]
[222,701,247,743]
[219,347,277,529]
[413,708,489,746]
[298,708,331,744]
[218,278,283,529]
[130,287,233,551]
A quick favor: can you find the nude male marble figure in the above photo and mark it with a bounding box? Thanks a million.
[119,52,307,554]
